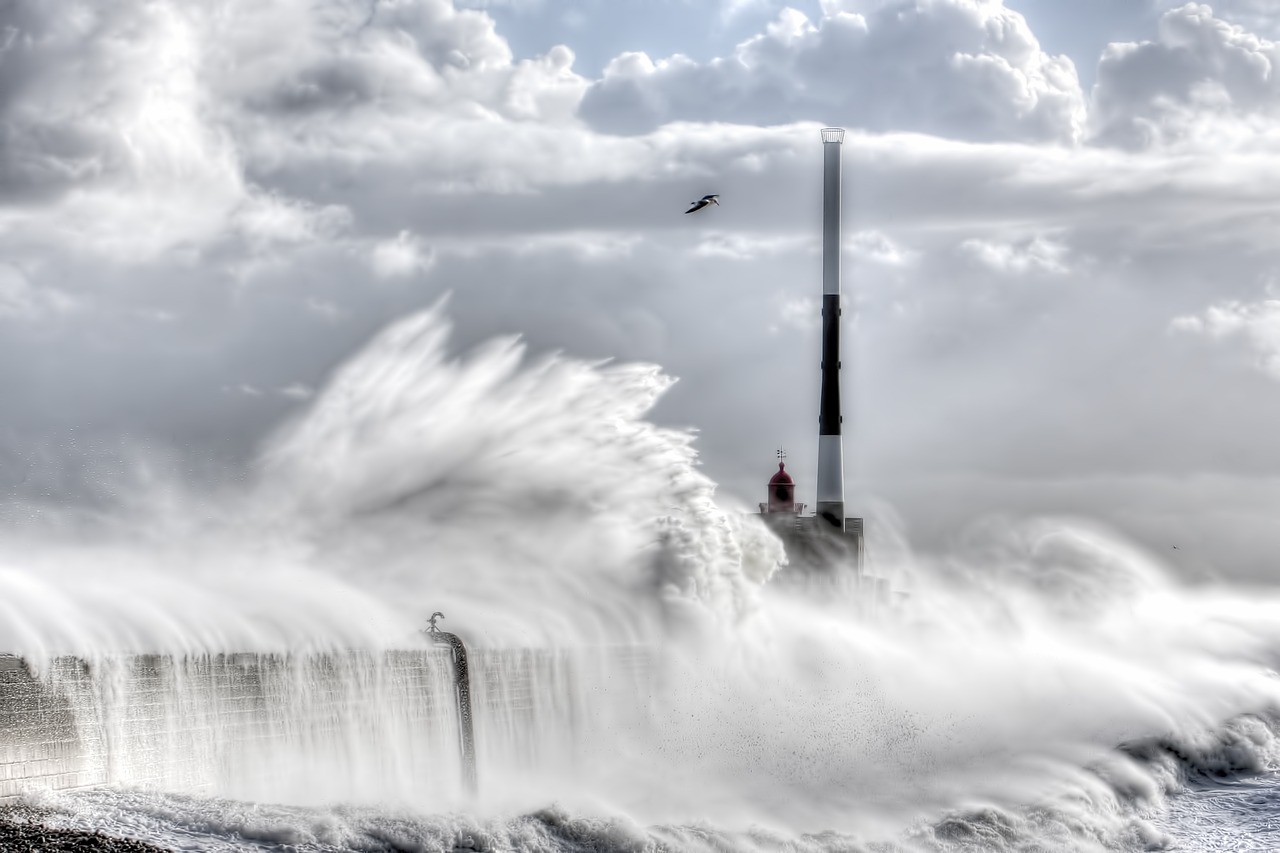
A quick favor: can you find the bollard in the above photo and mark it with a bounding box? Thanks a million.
[425,613,477,796]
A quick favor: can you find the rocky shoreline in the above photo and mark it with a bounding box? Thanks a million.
[0,804,170,853]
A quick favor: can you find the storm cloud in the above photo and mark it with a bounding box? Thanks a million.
[3,0,1280,580]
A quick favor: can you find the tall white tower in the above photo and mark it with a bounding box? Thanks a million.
[816,127,845,531]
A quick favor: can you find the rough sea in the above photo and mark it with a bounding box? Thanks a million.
[4,304,1280,852]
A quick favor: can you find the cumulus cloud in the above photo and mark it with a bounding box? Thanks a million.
[1156,0,1280,37]
[369,231,436,279]
[692,232,812,261]
[1091,3,1280,148]
[580,0,1086,143]
[0,0,596,265]
[0,1,247,260]
[5,0,1280,584]
[1172,299,1280,378]
[960,235,1070,276]
[848,230,916,267]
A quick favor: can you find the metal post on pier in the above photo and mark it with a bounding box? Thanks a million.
[425,612,477,796]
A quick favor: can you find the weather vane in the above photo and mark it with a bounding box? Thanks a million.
[776,447,787,463]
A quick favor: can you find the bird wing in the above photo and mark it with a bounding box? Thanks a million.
[685,200,708,213]
[701,194,719,201]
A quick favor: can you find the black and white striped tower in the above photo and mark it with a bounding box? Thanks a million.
[817,127,845,531]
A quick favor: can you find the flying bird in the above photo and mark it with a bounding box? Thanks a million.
[685,194,720,214]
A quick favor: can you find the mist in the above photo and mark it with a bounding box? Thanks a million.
[5,305,1280,851]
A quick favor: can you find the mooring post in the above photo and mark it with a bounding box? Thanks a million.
[425,613,477,796]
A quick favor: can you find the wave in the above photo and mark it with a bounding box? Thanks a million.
[20,713,1280,853]
[0,300,778,658]
[2,304,1280,850]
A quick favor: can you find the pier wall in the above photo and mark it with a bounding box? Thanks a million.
[0,647,649,803]
[0,650,464,802]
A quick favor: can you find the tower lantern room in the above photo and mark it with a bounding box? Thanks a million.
[761,449,805,515]
[768,463,796,512]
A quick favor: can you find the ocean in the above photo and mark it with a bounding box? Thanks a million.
[4,304,1280,852]
[22,758,1280,851]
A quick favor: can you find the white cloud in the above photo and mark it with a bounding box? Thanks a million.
[848,230,916,267]
[278,383,315,400]
[5,0,1280,584]
[438,232,645,261]
[234,194,353,252]
[580,0,1086,143]
[0,264,78,319]
[1091,4,1280,149]
[720,0,775,23]
[453,0,544,6]
[960,235,1070,276]
[1172,299,1280,378]
[1156,0,1280,38]
[693,232,813,261]
[0,2,247,261]
[370,231,436,279]
[0,0,595,263]
[773,295,819,333]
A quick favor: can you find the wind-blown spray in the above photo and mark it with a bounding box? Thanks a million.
[0,299,780,657]
[2,304,1280,852]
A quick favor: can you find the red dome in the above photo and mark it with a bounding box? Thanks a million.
[769,462,794,486]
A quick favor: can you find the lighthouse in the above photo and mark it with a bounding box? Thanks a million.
[750,129,864,575]
[813,128,864,570]
[817,127,846,531]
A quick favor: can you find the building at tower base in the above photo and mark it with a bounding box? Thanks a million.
[757,460,865,580]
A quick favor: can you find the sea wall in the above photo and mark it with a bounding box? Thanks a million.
[0,647,650,805]
[0,650,465,803]
[0,655,94,798]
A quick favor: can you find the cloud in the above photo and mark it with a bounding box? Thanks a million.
[1156,0,1280,38]
[279,383,315,400]
[579,1,1086,143]
[0,264,78,320]
[0,0,593,264]
[233,195,353,252]
[959,235,1070,276]
[306,298,343,321]
[0,1,248,260]
[1091,3,1280,148]
[692,232,812,261]
[848,230,916,267]
[369,230,436,279]
[720,0,775,24]
[4,0,1280,585]
[773,295,819,333]
[1172,299,1280,379]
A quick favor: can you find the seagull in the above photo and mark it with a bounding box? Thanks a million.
[685,194,720,214]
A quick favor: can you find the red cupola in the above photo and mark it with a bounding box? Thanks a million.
[766,462,797,513]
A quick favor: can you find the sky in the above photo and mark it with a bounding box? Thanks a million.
[3,0,1280,579]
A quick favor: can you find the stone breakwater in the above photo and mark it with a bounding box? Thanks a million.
[0,651,463,802]
[0,648,647,806]
[0,804,168,852]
